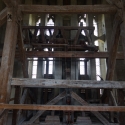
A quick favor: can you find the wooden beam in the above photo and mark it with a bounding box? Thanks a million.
[2,0,19,7]
[12,87,21,125]
[23,91,66,124]
[25,51,124,59]
[0,104,125,112]
[120,16,125,62]
[118,90,125,125]
[0,7,7,27]
[14,23,29,125]
[18,23,29,78]
[106,11,122,80]
[22,26,95,30]
[19,5,117,14]
[0,51,123,59]
[71,91,111,125]
[0,8,18,124]
[11,78,125,89]
[2,0,14,7]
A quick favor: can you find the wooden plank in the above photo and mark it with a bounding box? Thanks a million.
[22,91,66,124]
[0,104,125,112]
[11,78,125,89]
[0,7,7,27]
[25,51,124,59]
[19,5,117,14]
[71,92,110,125]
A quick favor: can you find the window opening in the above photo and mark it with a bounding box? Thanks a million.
[31,19,41,79]
[78,15,86,35]
[80,58,85,75]
[93,18,101,81]
[44,18,54,75]
[36,18,41,36]
[46,18,54,36]
[32,58,38,78]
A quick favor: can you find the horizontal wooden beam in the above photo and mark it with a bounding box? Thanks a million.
[25,51,124,59]
[11,78,125,89]
[0,7,7,27]
[0,104,125,112]
[19,5,117,14]
[0,51,124,59]
[22,26,94,30]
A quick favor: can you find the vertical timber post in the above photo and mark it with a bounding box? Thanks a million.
[0,8,18,125]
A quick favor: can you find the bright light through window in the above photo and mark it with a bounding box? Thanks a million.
[93,18,101,81]
[93,18,98,36]
[80,58,85,75]
[79,18,86,35]
[36,19,41,36]
[32,58,38,79]
[46,19,54,36]
[44,58,53,75]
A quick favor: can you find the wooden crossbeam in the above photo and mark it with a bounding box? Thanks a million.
[0,51,124,59]
[22,91,66,124]
[25,51,124,59]
[0,7,7,27]
[19,5,117,14]
[11,78,125,89]
[71,91,110,125]
[0,104,125,112]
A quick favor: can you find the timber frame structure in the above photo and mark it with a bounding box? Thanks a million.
[0,0,125,125]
